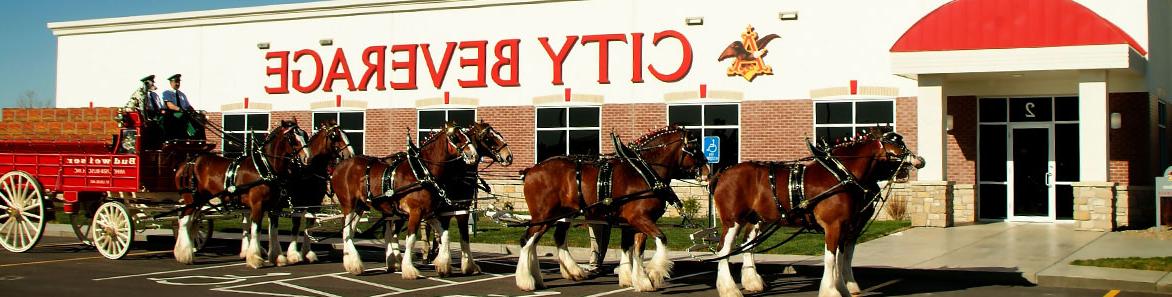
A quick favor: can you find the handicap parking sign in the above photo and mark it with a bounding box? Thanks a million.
[703,136,719,163]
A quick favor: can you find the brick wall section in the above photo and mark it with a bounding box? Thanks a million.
[271,111,311,127]
[479,106,534,178]
[1109,92,1151,185]
[204,111,223,151]
[601,103,666,154]
[365,108,414,157]
[947,96,977,184]
[741,100,812,161]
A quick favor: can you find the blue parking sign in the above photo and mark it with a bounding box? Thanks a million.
[703,136,719,163]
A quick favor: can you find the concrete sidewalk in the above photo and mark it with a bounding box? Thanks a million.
[747,222,1170,293]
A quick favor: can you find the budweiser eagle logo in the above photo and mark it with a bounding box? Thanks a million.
[718,25,780,82]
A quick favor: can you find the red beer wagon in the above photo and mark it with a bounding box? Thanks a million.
[0,108,220,259]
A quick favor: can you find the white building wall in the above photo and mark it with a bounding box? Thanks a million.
[50,0,1154,112]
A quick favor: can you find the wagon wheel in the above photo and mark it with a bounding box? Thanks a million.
[0,171,47,253]
[172,207,214,252]
[92,201,135,259]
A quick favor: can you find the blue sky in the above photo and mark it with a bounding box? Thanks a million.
[0,0,313,108]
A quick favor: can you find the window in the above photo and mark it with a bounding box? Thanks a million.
[668,103,739,171]
[418,109,476,142]
[313,111,364,155]
[535,106,600,162]
[814,99,895,142]
[222,113,270,158]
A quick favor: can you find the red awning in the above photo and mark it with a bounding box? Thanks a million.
[890,0,1146,56]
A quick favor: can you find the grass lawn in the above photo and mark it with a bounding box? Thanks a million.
[1071,257,1172,272]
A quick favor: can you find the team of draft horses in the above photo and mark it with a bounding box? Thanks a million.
[169,116,923,297]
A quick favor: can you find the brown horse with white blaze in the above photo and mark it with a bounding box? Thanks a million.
[424,121,513,277]
[515,126,709,292]
[280,120,355,266]
[710,129,924,297]
[329,123,477,278]
[173,119,311,268]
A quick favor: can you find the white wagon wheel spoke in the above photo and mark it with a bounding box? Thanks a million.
[0,201,9,211]
[0,214,8,221]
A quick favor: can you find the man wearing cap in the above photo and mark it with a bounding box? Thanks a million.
[160,74,201,140]
[126,75,163,117]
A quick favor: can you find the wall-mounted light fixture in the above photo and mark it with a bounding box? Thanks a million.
[684,17,704,26]
[778,11,799,21]
[256,42,271,49]
[945,115,954,131]
[319,39,334,46]
[1111,112,1122,129]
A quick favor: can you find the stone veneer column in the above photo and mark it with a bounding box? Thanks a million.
[1072,182,1116,231]
[952,184,975,225]
[906,181,954,227]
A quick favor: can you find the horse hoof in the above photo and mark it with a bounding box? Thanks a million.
[401,266,422,280]
[305,251,318,263]
[462,262,482,275]
[246,255,265,269]
[276,255,288,267]
[285,250,304,265]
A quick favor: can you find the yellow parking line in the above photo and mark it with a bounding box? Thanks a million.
[0,250,170,267]
[1104,289,1120,297]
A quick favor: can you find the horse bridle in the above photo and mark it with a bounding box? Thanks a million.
[419,127,477,164]
[470,125,509,164]
[633,131,707,180]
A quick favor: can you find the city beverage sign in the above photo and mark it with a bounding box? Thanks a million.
[263,30,694,94]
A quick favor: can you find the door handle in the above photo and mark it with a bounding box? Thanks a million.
[1045,172,1053,187]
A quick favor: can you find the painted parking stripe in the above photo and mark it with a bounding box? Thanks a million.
[583,270,713,297]
[1104,289,1120,297]
[212,272,350,296]
[371,274,513,297]
[93,262,242,281]
[2,250,171,268]
[328,274,406,292]
[275,281,342,297]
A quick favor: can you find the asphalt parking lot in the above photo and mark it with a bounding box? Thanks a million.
[0,235,1164,297]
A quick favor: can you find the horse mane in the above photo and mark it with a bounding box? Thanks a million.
[632,125,686,147]
[828,128,884,150]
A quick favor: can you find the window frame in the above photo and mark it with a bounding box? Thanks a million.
[312,110,365,155]
[667,102,742,166]
[417,108,477,141]
[221,111,270,158]
[812,98,897,142]
[534,106,601,163]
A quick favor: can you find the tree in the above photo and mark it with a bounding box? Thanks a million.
[17,90,49,108]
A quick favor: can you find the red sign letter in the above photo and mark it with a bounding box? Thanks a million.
[580,34,627,84]
[323,48,356,92]
[648,30,692,82]
[358,46,387,91]
[630,33,644,83]
[420,42,458,89]
[539,36,578,85]
[458,40,488,88]
[492,39,521,87]
[390,44,418,90]
[292,49,324,93]
[264,51,290,94]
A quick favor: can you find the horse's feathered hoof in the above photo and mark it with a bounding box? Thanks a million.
[401,265,422,280]
[246,254,265,269]
[285,250,304,265]
[461,260,481,275]
[741,268,765,293]
[343,252,364,275]
[305,251,319,263]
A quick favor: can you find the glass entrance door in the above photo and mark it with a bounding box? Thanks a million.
[1010,125,1055,221]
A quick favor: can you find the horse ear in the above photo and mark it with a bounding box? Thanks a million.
[806,138,828,157]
